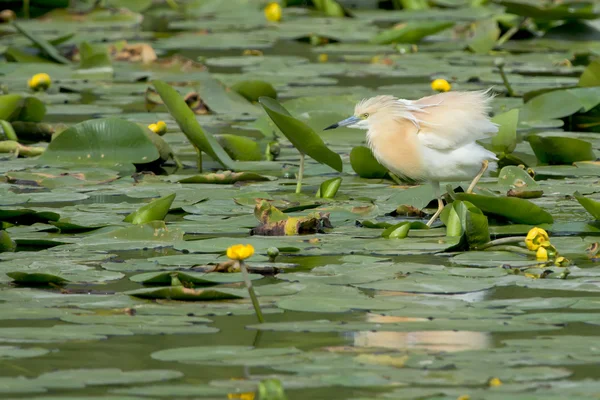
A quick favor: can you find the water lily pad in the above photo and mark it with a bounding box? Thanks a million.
[40,118,160,168]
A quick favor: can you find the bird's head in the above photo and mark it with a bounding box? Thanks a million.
[324,95,398,131]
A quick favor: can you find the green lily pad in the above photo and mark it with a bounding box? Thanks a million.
[40,118,160,168]
[123,193,176,224]
[349,145,389,179]
[452,192,554,225]
[528,134,596,165]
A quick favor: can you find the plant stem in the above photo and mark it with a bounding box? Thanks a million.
[295,153,305,194]
[171,153,184,172]
[474,236,526,250]
[498,64,516,97]
[194,145,202,173]
[23,0,29,19]
[496,18,530,47]
[239,260,265,323]
[166,0,179,10]
[484,245,536,256]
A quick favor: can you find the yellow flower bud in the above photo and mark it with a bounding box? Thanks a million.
[148,120,167,135]
[554,256,570,268]
[431,78,451,92]
[226,244,255,261]
[525,227,549,251]
[318,53,328,63]
[457,396,470,400]
[28,73,51,92]
[488,377,502,387]
[536,246,548,261]
[264,2,282,22]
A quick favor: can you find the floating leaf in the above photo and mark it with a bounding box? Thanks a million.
[349,145,388,179]
[497,166,540,191]
[40,118,160,168]
[6,272,69,286]
[258,97,343,172]
[528,134,596,165]
[178,171,272,184]
[217,134,264,161]
[130,271,263,286]
[371,21,454,44]
[467,19,500,54]
[452,192,554,225]
[0,94,46,123]
[315,177,342,199]
[381,221,428,239]
[12,21,71,64]
[313,0,351,17]
[520,87,600,122]
[578,59,600,87]
[231,80,277,103]
[126,286,244,301]
[152,80,235,169]
[490,108,519,154]
[574,191,600,220]
[499,0,600,21]
[123,193,176,224]
[0,231,16,253]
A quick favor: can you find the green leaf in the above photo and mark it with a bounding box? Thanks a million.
[178,171,272,184]
[499,0,600,21]
[217,134,264,161]
[520,87,600,122]
[467,19,500,54]
[349,145,388,179]
[258,97,343,172]
[574,191,600,220]
[442,200,490,247]
[0,230,16,253]
[578,59,600,87]
[0,94,46,123]
[6,272,69,286]
[371,21,454,44]
[77,41,112,70]
[497,166,540,191]
[130,271,263,286]
[152,80,235,170]
[452,192,554,224]
[123,193,176,224]
[527,134,596,165]
[490,108,519,154]
[231,80,277,103]
[12,21,71,64]
[312,0,351,17]
[40,118,160,167]
[126,286,244,301]
[315,177,342,199]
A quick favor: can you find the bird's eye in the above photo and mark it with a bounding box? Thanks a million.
[362,113,369,119]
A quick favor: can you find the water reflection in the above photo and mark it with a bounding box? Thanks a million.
[352,314,492,352]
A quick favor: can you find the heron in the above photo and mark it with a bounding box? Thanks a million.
[325,89,499,227]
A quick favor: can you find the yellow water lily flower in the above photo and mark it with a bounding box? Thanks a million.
[525,227,549,251]
[264,2,282,22]
[536,246,548,261]
[228,393,255,400]
[28,73,51,91]
[226,244,255,261]
[148,120,167,135]
[431,78,451,92]
[488,377,502,387]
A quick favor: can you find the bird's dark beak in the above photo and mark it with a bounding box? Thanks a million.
[323,115,360,131]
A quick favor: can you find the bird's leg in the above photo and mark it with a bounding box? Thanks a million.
[466,160,489,194]
[426,181,443,227]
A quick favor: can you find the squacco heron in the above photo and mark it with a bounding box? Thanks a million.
[325,90,499,227]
